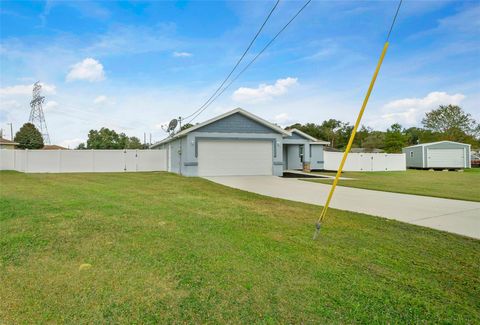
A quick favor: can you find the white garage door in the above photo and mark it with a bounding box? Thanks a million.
[198,140,273,176]
[427,148,465,168]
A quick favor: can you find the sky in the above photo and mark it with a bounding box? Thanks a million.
[0,0,479,148]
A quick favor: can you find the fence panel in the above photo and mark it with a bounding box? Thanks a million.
[359,154,372,171]
[26,150,61,173]
[137,150,167,171]
[0,149,15,170]
[125,150,138,172]
[0,149,167,173]
[385,154,406,171]
[15,150,26,172]
[60,150,94,172]
[93,150,126,172]
[372,154,387,171]
[324,151,406,171]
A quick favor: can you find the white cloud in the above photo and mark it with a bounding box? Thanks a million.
[59,138,84,149]
[273,113,290,124]
[44,101,59,111]
[232,77,298,103]
[379,91,465,127]
[0,83,56,96]
[173,51,192,58]
[437,5,480,33]
[66,58,105,82]
[94,95,108,104]
[0,99,21,109]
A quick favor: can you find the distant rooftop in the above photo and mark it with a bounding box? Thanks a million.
[0,137,18,145]
[42,144,68,150]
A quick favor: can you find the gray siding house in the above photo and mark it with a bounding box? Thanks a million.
[403,141,471,169]
[151,108,329,176]
[283,129,329,170]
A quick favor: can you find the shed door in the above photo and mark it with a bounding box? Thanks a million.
[427,148,464,168]
[198,140,272,176]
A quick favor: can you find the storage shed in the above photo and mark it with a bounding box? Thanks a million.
[403,141,471,169]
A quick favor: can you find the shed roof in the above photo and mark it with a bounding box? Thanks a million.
[403,140,471,149]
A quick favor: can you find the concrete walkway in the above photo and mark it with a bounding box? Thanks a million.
[205,176,480,239]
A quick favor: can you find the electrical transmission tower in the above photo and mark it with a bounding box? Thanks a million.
[29,81,50,144]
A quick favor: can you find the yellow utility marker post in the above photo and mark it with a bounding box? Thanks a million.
[313,1,402,240]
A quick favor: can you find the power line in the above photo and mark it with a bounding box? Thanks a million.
[386,0,403,42]
[313,0,403,240]
[186,0,312,125]
[182,0,280,121]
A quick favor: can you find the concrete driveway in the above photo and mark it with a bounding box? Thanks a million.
[205,176,480,239]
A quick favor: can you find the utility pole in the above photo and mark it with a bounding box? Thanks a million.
[7,123,13,140]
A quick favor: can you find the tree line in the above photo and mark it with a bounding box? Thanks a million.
[10,104,479,151]
[287,105,480,153]
[76,128,146,149]
[10,124,147,150]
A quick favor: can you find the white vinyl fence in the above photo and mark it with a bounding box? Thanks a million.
[0,149,167,173]
[324,151,406,171]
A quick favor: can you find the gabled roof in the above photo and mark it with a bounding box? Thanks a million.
[287,128,318,141]
[285,128,330,145]
[403,140,471,149]
[0,137,18,145]
[151,108,291,147]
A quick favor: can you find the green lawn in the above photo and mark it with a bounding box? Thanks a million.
[1,171,479,323]
[308,169,480,202]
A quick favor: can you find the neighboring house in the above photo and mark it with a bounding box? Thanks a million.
[151,108,329,176]
[42,145,68,150]
[403,141,471,169]
[0,137,18,149]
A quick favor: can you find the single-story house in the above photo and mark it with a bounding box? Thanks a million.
[0,137,18,149]
[151,108,329,176]
[403,141,471,169]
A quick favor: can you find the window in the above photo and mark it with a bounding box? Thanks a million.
[299,145,304,163]
[410,151,414,158]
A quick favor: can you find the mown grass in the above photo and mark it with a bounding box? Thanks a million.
[0,171,479,323]
[308,168,480,202]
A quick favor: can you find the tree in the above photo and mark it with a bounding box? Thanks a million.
[286,119,353,149]
[85,128,145,149]
[362,131,385,150]
[76,143,86,150]
[384,123,408,153]
[14,123,44,149]
[180,123,194,131]
[353,125,372,148]
[404,127,442,145]
[422,105,479,141]
[125,136,143,149]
